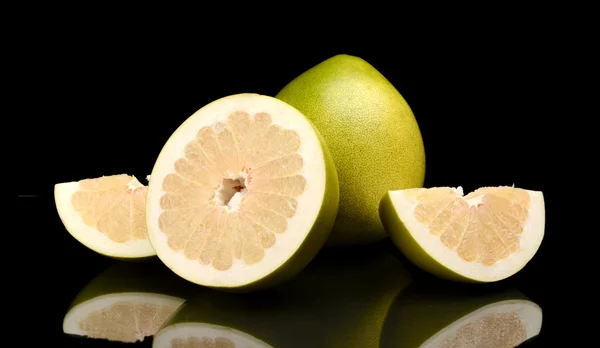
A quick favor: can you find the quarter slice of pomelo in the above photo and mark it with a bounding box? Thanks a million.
[379,186,545,282]
[63,262,197,343]
[146,93,339,291]
[55,174,156,259]
[381,284,543,347]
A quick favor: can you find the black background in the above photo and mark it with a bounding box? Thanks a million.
[15,28,566,346]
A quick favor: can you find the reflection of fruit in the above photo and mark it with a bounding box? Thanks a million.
[54,174,156,259]
[276,54,426,246]
[63,261,198,343]
[145,93,339,292]
[380,283,543,347]
[153,241,412,348]
[379,186,545,282]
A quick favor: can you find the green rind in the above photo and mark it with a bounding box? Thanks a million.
[276,54,426,246]
[380,283,539,347]
[156,242,412,347]
[379,192,478,283]
[66,261,201,311]
[206,108,340,293]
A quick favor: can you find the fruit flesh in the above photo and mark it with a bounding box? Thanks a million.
[54,174,155,258]
[159,111,306,271]
[146,93,339,290]
[276,54,425,246]
[379,186,545,282]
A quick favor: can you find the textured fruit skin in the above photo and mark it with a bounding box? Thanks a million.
[212,120,340,293]
[276,55,426,246]
[380,284,535,347]
[378,192,479,283]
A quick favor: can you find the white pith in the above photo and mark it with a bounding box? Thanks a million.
[62,293,185,338]
[153,323,274,348]
[54,179,156,258]
[422,300,543,347]
[388,187,545,281]
[146,93,328,287]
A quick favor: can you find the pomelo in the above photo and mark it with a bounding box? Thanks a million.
[145,93,339,291]
[54,174,156,259]
[63,261,198,343]
[379,186,545,282]
[276,54,426,246]
[380,283,543,347]
[153,241,411,348]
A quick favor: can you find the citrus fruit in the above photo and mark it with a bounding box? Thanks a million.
[381,284,543,347]
[379,186,545,282]
[276,54,425,246]
[63,261,197,343]
[54,174,155,259]
[153,242,411,348]
[145,93,339,291]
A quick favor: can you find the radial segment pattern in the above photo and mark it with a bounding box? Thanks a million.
[71,175,148,243]
[79,301,178,343]
[406,187,531,266]
[158,111,307,271]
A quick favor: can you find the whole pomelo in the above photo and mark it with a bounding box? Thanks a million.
[276,54,425,246]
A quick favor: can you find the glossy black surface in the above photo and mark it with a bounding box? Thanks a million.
[17,40,563,346]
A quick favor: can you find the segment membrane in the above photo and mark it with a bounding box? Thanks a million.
[71,175,148,243]
[79,301,177,343]
[412,187,531,266]
[159,111,306,271]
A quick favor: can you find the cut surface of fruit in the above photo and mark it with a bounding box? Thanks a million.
[154,323,274,348]
[146,93,339,290]
[54,174,155,259]
[64,293,184,343]
[379,186,545,282]
[380,285,543,348]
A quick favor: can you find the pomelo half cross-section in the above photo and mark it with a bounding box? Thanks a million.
[54,174,156,259]
[146,93,339,292]
[379,186,545,282]
[276,54,426,246]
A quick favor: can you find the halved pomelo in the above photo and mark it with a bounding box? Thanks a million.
[153,242,412,348]
[146,93,339,291]
[379,186,545,282]
[63,261,198,343]
[54,174,155,259]
[380,284,543,347]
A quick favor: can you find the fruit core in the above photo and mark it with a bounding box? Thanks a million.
[405,187,531,266]
[440,311,527,348]
[171,336,235,348]
[158,111,307,271]
[71,175,148,243]
[79,300,178,343]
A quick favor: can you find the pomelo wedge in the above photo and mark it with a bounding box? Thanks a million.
[379,186,545,282]
[54,174,155,259]
[380,284,543,347]
[63,261,198,343]
[153,242,411,348]
[146,93,339,291]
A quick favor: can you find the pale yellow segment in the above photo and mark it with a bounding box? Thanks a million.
[71,175,148,243]
[157,110,307,271]
[440,312,527,348]
[79,301,177,343]
[171,336,235,348]
[410,187,531,266]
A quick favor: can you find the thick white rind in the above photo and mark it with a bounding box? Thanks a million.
[146,93,328,287]
[54,181,156,258]
[153,323,274,348]
[389,188,545,282]
[63,293,185,338]
[422,300,543,347]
